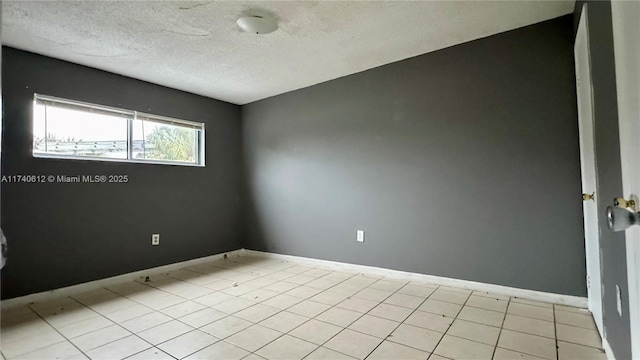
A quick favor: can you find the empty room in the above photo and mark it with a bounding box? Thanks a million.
[0,1,638,359]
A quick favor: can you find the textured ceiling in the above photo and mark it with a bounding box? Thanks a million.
[2,1,574,105]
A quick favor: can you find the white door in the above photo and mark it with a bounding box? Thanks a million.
[575,6,604,335]
[611,1,640,357]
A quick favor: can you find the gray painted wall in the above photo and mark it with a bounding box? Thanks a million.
[574,1,631,359]
[1,48,243,299]
[243,15,587,296]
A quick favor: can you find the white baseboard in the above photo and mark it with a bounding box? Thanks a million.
[242,249,588,308]
[603,336,616,360]
[1,249,244,309]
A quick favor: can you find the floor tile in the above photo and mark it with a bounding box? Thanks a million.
[511,298,553,309]
[121,312,173,333]
[556,323,602,348]
[137,320,193,345]
[305,347,357,360]
[446,319,500,345]
[428,289,469,305]
[157,329,218,358]
[245,277,279,288]
[387,323,443,352]
[256,334,318,360]
[324,329,382,359]
[161,301,206,319]
[86,296,140,315]
[428,355,449,360]
[179,308,228,328]
[305,278,341,290]
[367,303,413,322]
[287,300,330,318]
[261,294,304,310]
[105,304,155,323]
[212,297,256,314]
[502,314,555,339]
[263,281,299,293]
[70,324,131,352]
[38,302,101,329]
[193,292,235,307]
[200,316,252,339]
[404,310,453,333]
[434,334,494,360]
[302,268,331,278]
[457,306,504,327]
[28,297,77,312]
[336,298,379,313]
[497,329,556,360]
[289,319,342,345]
[315,307,363,327]
[240,288,280,302]
[465,295,508,312]
[397,284,436,298]
[264,272,295,281]
[260,311,309,333]
[184,340,249,360]
[557,341,607,360]
[555,309,597,329]
[384,293,425,309]
[493,347,546,360]
[369,279,407,292]
[507,303,553,322]
[205,279,236,291]
[285,286,323,299]
[86,335,150,360]
[353,288,393,302]
[226,324,282,352]
[1,314,54,344]
[286,274,316,285]
[310,291,350,306]
[136,294,186,311]
[418,299,462,318]
[1,327,66,359]
[366,340,429,360]
[13,341,83,360]
[57,315,114,339]
[234,304,281,323]
[126,347,175,359]
[348,314,400,339]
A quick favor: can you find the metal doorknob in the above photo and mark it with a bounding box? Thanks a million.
[583,193,595,201]
[606,206,640,232]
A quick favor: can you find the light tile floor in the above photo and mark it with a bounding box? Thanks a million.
[0,256,607,360]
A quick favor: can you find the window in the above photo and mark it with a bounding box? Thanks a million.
[33,94,204,166]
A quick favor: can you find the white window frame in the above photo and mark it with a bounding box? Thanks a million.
[33,94,205,167]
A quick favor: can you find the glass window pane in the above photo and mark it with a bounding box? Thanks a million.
[132,119,198,164]
[33,103,128,159]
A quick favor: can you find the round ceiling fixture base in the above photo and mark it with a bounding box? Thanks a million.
[237,15,278,35]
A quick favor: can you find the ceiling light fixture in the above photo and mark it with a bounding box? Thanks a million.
[236,14,278,35]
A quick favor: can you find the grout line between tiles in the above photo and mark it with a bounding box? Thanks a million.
[553,304,559,360]
[491,295,511,359]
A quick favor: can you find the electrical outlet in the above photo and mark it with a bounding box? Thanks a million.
[616,285,623,316]
[151,234,160,246]
[357,230,365,243]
